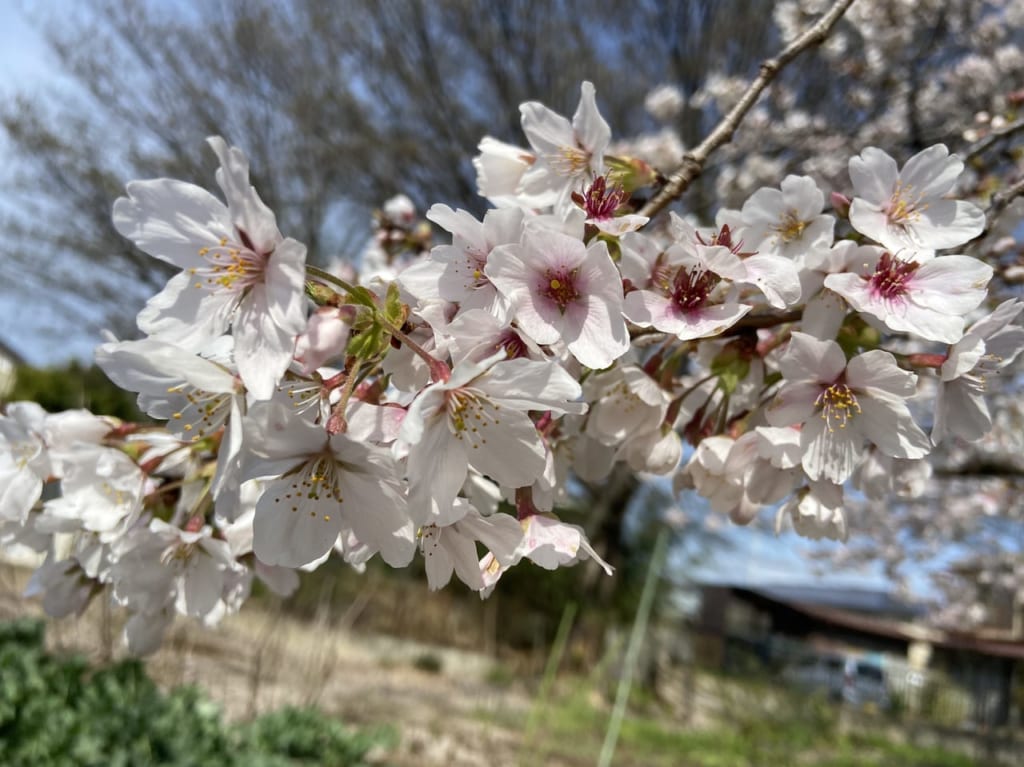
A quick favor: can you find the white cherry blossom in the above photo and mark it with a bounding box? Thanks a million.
[398,353,585,523]
[243,404,415,569]
[767,332,930,484]
[518,81,611,210]
[933,299,1024,443]
[112,137,307,399]
[848,145,985,252]
[741,175,834,260]
[420,501,523,591]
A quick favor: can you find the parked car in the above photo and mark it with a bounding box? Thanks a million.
[783,653,891,709]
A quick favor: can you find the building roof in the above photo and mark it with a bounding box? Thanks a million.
[713,583,1024,661]
[751,583,925,619]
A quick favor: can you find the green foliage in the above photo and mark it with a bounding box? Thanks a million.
[0,619,388,767]
[411,653,444,674]
[238,707,394,767]
[7,362,144,422]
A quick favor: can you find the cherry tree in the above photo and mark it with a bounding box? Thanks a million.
[4,0,1024,652]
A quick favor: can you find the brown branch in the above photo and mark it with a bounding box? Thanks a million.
[964,117,1024,163]
[978,176,1024,241]
[638,0,857,220]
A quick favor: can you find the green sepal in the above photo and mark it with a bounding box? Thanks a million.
[345,285,380,310]
[383,281,408,327]
[347,320,389,362]
[304,280,339,307]
[710,345,751,396]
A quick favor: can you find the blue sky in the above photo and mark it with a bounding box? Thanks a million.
[0,2,104,365]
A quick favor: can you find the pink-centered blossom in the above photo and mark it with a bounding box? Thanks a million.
[825,250,991,343]
[487,228,629,369]
[574,175,648,236]
[622,244,752,341]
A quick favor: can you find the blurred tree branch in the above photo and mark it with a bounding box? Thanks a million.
[639,0,856,219]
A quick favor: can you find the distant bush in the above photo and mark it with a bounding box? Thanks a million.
[7,362,145,422]
[0,619,389,767]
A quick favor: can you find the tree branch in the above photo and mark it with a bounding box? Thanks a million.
[964,116,1024,163]
[638,0,857,219]
[981,175,1024,237]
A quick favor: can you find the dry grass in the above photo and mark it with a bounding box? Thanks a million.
[0,564,537,766]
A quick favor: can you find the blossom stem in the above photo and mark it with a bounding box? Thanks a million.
[389,325,451,383]
[327,368,360,434]
[515,486,540,521]
[305,264,361,297]
[904,352,947,369]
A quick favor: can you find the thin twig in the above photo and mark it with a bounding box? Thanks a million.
[964,117,1024,163]
[639,0,857,220]
[982,176,1024,237]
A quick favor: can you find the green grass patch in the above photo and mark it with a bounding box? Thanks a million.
[498,676,976,767]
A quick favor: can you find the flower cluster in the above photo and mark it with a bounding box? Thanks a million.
[2,81,1018,653]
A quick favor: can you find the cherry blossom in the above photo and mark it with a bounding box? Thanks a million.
[767,332,930,484]
[487,227,629,369]
[7,57,1023,657]
[243,404,415,569]
[398,353,585,523]
[112,137,307,399]
[825,250,992,343]
[518,80,611,210]
[847,145,985,252]
[741,174,834,260]
[933,299,1024,443]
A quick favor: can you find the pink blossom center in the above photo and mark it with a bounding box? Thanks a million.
[670,267,718,312]
[541,268,581,311]
[193,229,268,293]
[494,330,528,359]
[574,175,628,221]
[869,252,919,300]
[696,224,756,257]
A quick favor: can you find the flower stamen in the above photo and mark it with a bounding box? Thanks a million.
[816,383,861,432]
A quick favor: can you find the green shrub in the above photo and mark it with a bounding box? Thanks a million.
[0,619,388,767]
[238,706,393,766]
